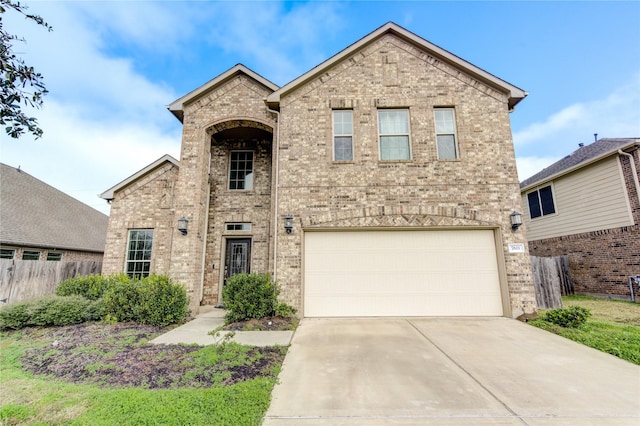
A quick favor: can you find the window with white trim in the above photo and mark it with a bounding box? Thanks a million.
[229,151,254,190]
[434,108,458,159]
[22,250,40,260]
[0,248,15,259]
[378,109,411,160]
[226,223,251,231]
[333,110,353,161]
[46,252,62,261]
[527,185,556,219]
[126,229,153,278]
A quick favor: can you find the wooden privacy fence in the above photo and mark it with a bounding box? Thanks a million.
[0,259,102,304]
[530,255,573,310]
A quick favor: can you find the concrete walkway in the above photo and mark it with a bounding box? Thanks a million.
[264,317,640,425]
[149,306,294,347]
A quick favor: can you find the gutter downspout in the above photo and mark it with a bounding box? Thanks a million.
[618,148,640,209]
[266,104,280,281]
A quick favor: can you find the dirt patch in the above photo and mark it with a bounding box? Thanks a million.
[223,316,298,331]
[16,323,286,389]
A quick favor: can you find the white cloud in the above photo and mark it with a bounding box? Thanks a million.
[515,156,562,182]
[1,2,182,216]
[514,74,640,151]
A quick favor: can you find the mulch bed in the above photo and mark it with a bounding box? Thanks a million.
[16,323,286,389]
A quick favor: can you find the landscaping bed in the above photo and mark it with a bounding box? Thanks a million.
[10,322,286,389]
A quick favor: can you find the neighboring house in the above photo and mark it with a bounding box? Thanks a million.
[0,163,108,262]
[100,22,536,318]
[520,138,640,300]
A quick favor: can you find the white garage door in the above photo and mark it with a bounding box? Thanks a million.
[304,230,503,317]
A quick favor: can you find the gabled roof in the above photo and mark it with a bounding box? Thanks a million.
[520,138,640,191]
[266,22,527,111]
[0,163,109,253]
[167,64,279,122]
[100,154,179,201]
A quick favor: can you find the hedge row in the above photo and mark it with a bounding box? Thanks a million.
[0,274,189,330]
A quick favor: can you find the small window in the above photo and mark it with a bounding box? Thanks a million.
[434,108,458,159]
[47,252,62,261]
[22,250,40,260]
[527,185,556,219]
[229,151,254,190]
[333,110,353,161]
[126,229,153,278]
[0,248,15,259]
[226,223,251,231]
[378,109,411,160]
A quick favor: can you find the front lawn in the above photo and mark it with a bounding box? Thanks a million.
[0,323,287,425]
[530,295,640,365]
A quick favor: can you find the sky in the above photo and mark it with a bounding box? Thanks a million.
[1,0,639,216]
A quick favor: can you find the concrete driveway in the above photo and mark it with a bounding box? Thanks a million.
[263,317,640,425]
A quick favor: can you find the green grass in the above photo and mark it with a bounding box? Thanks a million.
[0,326,285,425]
[530,296,640,365]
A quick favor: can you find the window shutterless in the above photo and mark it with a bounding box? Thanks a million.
[434,108,458,159]
[126,229,153,278]
[333,110,353,161]
[229,151,254,190]
[378,109,411,160]
[527,185,556,219]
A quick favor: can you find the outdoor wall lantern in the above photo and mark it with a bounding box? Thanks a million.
[510,211,523,231]
[284,215,294,234]
[178,217,188,235]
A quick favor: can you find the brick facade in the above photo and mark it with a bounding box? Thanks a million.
[102,24,536,317]
[528,149,640,299]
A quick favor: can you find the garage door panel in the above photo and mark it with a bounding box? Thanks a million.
[304,230,503,317]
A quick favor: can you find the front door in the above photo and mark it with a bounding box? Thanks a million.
[224,238,251,282]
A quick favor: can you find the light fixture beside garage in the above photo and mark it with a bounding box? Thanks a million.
[510,211,523,231]
[284,215,294,234]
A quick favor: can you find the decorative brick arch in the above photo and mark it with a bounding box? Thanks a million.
[301,205,498,228]
[205,118,274,136]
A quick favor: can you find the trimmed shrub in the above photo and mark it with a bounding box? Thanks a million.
[103,276,140,323]
[55,274,114,300]
[133,275,189,326]
[102,274,189,326]
[1,274,189,329]
[0,295,101,330]
[0,302,30,329]
[275,302,297,318]
[542,306,591,328]
[223,273,296,323]
[223,273,276,323]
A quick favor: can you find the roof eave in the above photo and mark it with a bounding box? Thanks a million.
[168,64,279,123]
[100,154,180,201]
[266,22,527,108]
[520,141,639,192]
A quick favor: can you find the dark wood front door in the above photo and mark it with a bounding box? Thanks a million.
[224,238,251,281]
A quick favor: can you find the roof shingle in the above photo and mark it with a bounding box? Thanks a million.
[520,138,640,189]
[0,163,108,252]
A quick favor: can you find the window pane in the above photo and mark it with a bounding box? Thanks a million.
[379,110,408,134]
[0,249,15,259]
[334,136,353,161]
[46,252,62,261]
[126,229,153,278]
[22,250,40,260]
[527,192,542,219]
[437,135,457,159]
[229,151,253,190]
[380,136,410,160]
[435,109,455,133]
[539,186,556,215]
[333,110,352,134]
